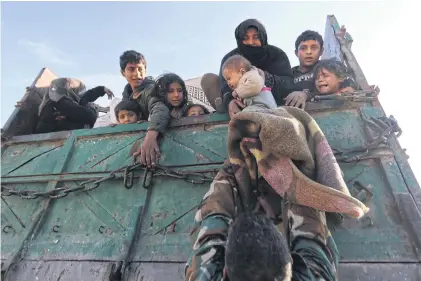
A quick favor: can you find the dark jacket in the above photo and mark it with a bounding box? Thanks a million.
[292,65,316,92]
[220,19,295,110]
[122,78,171,134]
[36,78,105,133]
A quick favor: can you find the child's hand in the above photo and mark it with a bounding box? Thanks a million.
[284,91,307,109]
[232,90,239,99]
[338,86,355,94]
[136,120,146,124]
[109,123,118,127]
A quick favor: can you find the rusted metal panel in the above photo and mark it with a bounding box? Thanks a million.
[4,261,421,281]
[321,15,371,91]
[3,261,114,281]
[338,263,421,281]
[321,15,343,62]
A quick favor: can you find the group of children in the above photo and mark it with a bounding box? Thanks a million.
[112,64,210,126]
[36,29,356,131]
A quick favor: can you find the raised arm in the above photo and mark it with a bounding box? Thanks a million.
[79,86,114,105]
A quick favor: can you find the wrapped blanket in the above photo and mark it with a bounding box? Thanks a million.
[227,106,368,218]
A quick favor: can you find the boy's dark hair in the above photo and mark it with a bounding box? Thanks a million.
[225,212,292,281]
[119,50,147,70]
[182,103,210,117]
[222,55,252,72]
[295,30,324,51]
[155,73,189,109]
[114,100,141,119]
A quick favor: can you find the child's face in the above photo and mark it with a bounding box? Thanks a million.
[117,110,138,124]
[121,62,146,90]
[223,68,245,90]
[296,40,322,68]
[187,106,206,117]
[167,82,184,107]
[315,68,343,95]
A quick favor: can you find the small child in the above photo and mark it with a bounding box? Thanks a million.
[183,103,210,117]
[314,59,358,95]
[114,100,142,124]
[222,55,277,112]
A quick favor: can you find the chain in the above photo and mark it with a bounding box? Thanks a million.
[332,115,402,161]
[152,165,215,184]
[1,163,218,200]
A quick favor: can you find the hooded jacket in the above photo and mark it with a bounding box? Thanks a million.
[122,77,171,134]
[219,19,295,110]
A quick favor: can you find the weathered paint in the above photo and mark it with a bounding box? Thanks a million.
[2,102,421,279]
[6,261,421,281]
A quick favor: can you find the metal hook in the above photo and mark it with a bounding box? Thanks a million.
[142,167,152,189]
[2,225,13,234]
[123,167,134,189]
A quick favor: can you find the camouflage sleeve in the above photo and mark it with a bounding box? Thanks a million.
[147,96,171,134]
[287,204,339,281]
[185,167,237,281]
[185,215,230,281]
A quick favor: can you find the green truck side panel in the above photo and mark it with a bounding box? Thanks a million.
[2,102,421,281]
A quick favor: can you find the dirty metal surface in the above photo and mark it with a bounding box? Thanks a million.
[6,261,421,281]
[21,178,148,261]
[1,183,48,261]
[1,100,421,279]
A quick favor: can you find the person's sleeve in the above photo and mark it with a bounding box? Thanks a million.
[79,86,106,105]
[291,237,338,281]
[146,95,171,134]
[219,54,235,111]
[262,49,295,105]
[235,69,264,99]
[185,215,229,281]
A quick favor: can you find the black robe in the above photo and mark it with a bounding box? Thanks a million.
[219,19,295,110]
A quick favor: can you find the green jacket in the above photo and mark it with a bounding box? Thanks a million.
[122,78,171,134]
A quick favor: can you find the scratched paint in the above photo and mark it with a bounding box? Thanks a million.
[1,100,421,277]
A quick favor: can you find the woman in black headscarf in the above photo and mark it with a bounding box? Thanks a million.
[201,19,298,117]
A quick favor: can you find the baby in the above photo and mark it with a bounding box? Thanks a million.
[114,100,142,124]
[222,55,277,112]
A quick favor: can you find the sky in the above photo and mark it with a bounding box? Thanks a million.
[1,1,419,182]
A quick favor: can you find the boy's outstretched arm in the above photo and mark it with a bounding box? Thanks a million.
[133,95,171,167]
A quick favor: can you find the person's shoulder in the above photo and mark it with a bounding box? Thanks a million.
[291,65,300,74]
[267,44,288,56]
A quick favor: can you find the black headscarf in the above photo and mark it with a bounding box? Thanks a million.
[235,19,269,66]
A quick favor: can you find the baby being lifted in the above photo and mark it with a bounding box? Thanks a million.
[222,55,277,112]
